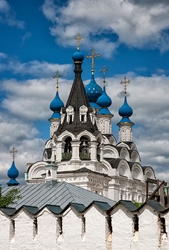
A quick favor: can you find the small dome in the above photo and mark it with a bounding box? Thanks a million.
[7,160,19,186]
[72,49,84,62]
[97,86,112,108]
[50,92,64,112]
[119,117,132,123]
[98,107,112,115]
[50,112,61,119]
[119,96,133,117]
[89,102,100,109]
[7,161,19,179]
[85,74,102,102]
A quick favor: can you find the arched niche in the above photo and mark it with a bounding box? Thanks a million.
[144,167,156,180]
[27,161,48,181]
[131,151,141,163]
[119,148,130,161]
[131,164,143,181]
[117,161,131,178]
[103,146,119,159]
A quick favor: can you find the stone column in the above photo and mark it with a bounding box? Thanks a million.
[90,141,98,161]
[54,141,63,162]
[70,141,80,161]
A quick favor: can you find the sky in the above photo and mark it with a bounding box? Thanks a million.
[0,0,169,185]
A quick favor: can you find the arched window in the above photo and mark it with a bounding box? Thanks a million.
[79,136,90,160]
[66,106,74,124]
[79,105,88,123]
[64,137,72,153]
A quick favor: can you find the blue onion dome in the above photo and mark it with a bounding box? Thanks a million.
[7,161,19,186]
[85,74,102,103]
[50,92,64,113]
[119,96,133,118]
[98,107,112,115]
[97,86,112,108]
[72,48,84,62]
[89,102,100,109]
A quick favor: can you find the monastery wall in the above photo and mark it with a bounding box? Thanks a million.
[0,203,169,250]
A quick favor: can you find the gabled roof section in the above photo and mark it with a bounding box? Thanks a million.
[93,201,111,211]
[109,200,138,213]
[136,200,166,213]
[70,203,86,213]
[147,200,166,212]
[0,207,16,216]
[56,60,99,135]
[46,205,63,214]
[2,182,116,210]
[23,205,39,215]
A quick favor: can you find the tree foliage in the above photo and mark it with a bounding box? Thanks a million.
[0,186,22,207]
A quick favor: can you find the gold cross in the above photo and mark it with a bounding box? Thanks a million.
[74,33,84,50]
[10,147,18,161]
[100,65,109,86]
[120,77,130,96]
[53,70,62,92]
[86,48,100,74]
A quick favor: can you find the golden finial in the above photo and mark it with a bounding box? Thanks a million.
[74,33,84,50]
[120,77,130,96]
[53,70,62,92]
[100,64,109,86]
[10,147,18,161]
[86,47,100,75]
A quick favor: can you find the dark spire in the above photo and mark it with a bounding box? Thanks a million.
[56,35,99,135]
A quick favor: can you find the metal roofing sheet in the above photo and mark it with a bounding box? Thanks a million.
[93,201,111,211]
[2,182,116,211]
[147,200,165,212]
[0,207,16,216]
[119,200,138,211]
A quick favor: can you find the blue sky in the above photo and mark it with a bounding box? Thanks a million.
[1,0,169,185]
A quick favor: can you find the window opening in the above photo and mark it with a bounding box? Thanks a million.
[160,217,167,234]
[133,215,139,232]
[33,218,38,237]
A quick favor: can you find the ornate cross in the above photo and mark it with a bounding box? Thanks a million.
[74,33,84,50]
[10,147,18,161]
[100,65,109,86]
[53,70,62,92]
[86,48,100,74]
[120,77,130,96]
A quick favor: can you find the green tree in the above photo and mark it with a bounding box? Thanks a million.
[0,186,22,207]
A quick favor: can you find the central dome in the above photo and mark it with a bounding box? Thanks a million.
[85,74,102,103]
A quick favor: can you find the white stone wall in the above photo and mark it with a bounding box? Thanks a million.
[1,204,169,250]
[111,204,134,250]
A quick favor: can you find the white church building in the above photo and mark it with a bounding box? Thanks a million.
[25,38,155,203]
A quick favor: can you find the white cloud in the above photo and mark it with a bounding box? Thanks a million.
[0,0,24,28]
[1,77,72,121]
[42,0,169,55]
[0,52,7,59]
[0,59,72,77]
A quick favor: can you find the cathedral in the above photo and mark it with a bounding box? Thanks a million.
[22,35,156,202]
